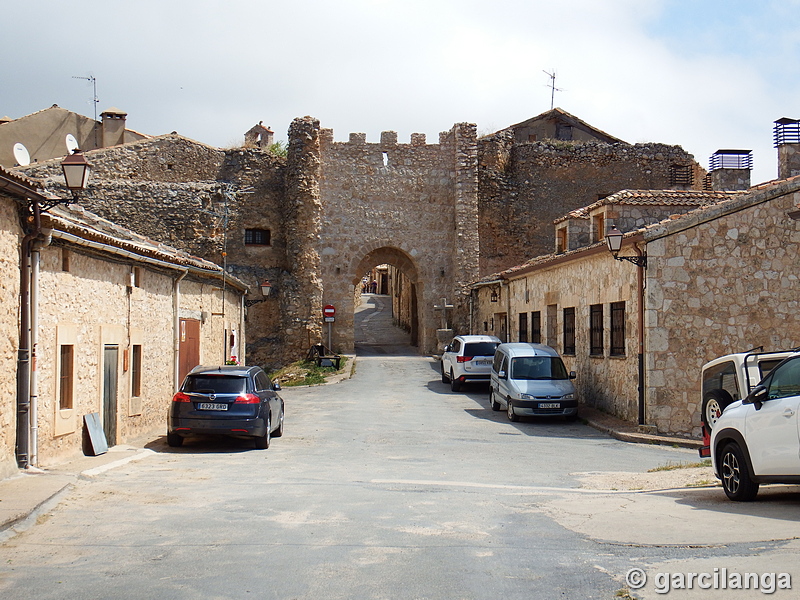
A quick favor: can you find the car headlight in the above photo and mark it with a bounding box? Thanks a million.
[562,393,575,400]
[520,394,535,400]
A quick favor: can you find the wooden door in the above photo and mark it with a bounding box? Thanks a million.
[103,345,119,445]
[179,319,201,385]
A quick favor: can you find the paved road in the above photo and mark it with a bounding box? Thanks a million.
[2,298,799,599]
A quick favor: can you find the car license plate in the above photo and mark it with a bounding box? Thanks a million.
[539,402,561,409]
[198,403,228,411]
[475,360,491,365]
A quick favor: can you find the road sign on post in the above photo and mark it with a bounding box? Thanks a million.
[323,305,336,349]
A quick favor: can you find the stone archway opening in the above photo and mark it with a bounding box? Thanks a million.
[350,247,422,355]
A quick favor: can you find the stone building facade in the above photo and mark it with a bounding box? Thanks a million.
[16,107,706,366]
[0,166,247,470]
[472,148,800,436]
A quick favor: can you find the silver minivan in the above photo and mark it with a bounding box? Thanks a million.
[489,343,578,421]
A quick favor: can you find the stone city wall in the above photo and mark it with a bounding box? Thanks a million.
[644,184,800,436]
[478,137,702,274]
[317,124,480,353]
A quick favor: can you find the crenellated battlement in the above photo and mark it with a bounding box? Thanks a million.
[319,129,443,147]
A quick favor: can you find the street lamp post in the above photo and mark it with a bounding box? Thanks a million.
[606,225,648,427]
[61,149,91,198]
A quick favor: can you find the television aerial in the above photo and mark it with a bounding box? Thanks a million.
[13,142,30,166]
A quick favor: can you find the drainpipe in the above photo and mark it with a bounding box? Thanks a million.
[635,243,646,426]
[16,200,41,468]
[239,294,246,365]
[504,280,511,343]
[29,228,52,467]
[173,270,188,393]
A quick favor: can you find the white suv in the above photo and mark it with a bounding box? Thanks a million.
[441,335,501,392]
[711,354,800,501]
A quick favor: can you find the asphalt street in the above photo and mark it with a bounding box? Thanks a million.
[1,295,798,599]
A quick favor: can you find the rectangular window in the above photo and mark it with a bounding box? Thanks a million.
[131,344,142,397]
[610,301,626,356]
[531,311,541,344]
[556,227,567,253]
[245,228,271,246]
[132,267,142,288]
[546,304,558,347]
[590,303,604,355]
[592,213,605,244]
[59,345,74,410]
[563,307,575,355]
[518,313,528,343]
[61,249,70,272]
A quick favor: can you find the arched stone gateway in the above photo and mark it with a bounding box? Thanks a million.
[350,246,421,349]
[312,121,482,355]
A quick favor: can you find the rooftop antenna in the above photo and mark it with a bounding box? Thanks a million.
[72,75,99,147]
[543,69,562,110]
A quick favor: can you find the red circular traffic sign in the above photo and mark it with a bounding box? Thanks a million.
[323,304,336,317]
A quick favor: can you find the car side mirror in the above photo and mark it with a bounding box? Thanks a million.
[498,370,507,380]
[569,371,577,380]
[272,381,282,392]
[443,345,450,353]
[744,384,766,409]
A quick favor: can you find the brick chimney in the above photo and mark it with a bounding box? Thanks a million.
[774,117,800,180]
[708,149,751,190]
[101,107,127,147]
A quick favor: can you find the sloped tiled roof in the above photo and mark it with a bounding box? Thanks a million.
[553,189,745,224]
[509,107,626,144]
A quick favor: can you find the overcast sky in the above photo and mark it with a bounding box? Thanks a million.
[4,0,799,184]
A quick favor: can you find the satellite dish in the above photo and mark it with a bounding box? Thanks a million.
[13,143,30,166]
[66,134,79,154]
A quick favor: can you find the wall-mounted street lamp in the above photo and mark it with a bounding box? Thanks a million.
[61,149,91,198]
[606,225,647,268]
[244,280,273,307]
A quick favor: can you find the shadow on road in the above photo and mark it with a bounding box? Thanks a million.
[145,435,259,454]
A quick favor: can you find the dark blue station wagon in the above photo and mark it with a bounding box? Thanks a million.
[167,365,284,449]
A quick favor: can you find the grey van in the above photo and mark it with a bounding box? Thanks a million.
[489,343,578,421]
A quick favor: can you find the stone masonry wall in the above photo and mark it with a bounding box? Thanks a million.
[23,137,291,370]
[317,124,479,353]
[35,241,242,466]
[0,195,21,478]
[644,184,800,436]
[478,138,703,275]
[472,250,641,422]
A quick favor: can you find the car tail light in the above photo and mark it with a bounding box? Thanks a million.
[234,393,260,404]
[457,356,474,363]
[172,392,191,402]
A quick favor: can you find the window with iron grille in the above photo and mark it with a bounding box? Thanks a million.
[518,313,528,343]
[245,228,271,246]
[563,307,575,355]
[531,311,541,344]
[590,304,603,355]
[610,301,626,356]
[131,344,142,397]
[59,345,74,410]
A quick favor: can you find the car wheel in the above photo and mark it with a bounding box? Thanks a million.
[450,370,462,392]
[720,442,759,501]
[273,405,284,438]
[166,431,183,447]
[702,389,734,431]
[254,415,271,449]
[507,398,519,422]
[490,389,501,411]
[441,362,449,383]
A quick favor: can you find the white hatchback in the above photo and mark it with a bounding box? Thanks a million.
[441,335,502,392]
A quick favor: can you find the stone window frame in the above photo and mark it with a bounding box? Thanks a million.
[131,344,143,398]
